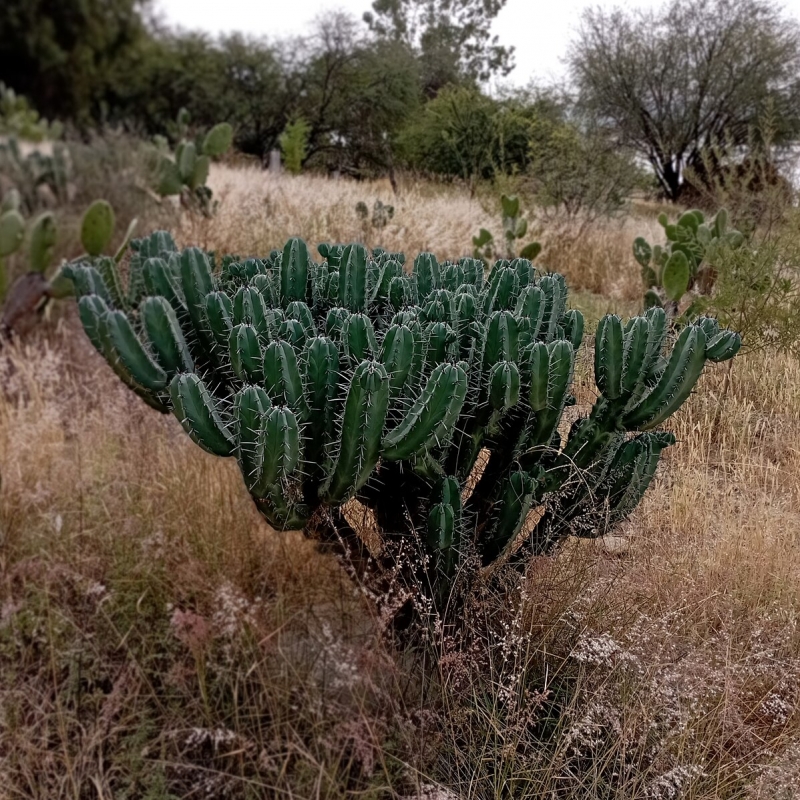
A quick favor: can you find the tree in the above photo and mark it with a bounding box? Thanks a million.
[399,86,500,190]
[364,0,514,95]
[113,32,290,160]
[290,13,421,180]
[569,0,800,201]
[0,0,150,123]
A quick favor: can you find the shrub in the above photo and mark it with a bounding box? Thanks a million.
[696,221,800,357]
[526,118,642,222]
[65,236,740,620]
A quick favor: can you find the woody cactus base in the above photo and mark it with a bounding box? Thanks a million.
[67,234,740,603]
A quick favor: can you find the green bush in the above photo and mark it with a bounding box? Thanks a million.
[66,234,740,616]
[527,118,642,221]
[695,222,800,357]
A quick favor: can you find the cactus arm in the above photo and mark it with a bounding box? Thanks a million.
[105,310,168,391]
[380,324,415,396]
[594,314,624,400]
[280,238,310,304]
[623,325,708,430]
[94,257,127,311]
[75,295,167,412]
[141,296,194,375]
[382,362,468,461]
[179,248,215,342]
[234,385,272,493]
[205,291,234,349]
[169,373,234,456]
[482,470,536,565]
[621,316,650,396]
[301,335,340,476]
[229,323,265,383]
[322,360,389,503]
[521,340,575,455]
[340,244,368,311]
[263,339,307,415]
[256,406,301,489]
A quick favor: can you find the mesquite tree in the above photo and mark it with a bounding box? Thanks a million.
[66,234,740,606]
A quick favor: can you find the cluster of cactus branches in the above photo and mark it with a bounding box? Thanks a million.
[67,234,740,602]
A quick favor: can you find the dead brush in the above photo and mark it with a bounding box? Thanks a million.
[0,326,425,798]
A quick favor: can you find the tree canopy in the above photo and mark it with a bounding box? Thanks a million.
[363,0,514,95]
[0,0,150,122]
[569,0,800,201]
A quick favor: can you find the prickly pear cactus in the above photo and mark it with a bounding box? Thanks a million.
[356,200,395,232]
[68,235,741,603]
[154,112,233,216]
[634,208,744,315]
[0,136,71,213]
[0,188,57,307]
[1,198,134,334]
[474,194,541,263]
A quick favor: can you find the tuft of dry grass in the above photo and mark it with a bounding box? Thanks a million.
[2,167,800,798]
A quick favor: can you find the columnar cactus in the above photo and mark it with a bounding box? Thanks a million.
[634,208,744,314]
[67,235,740,601]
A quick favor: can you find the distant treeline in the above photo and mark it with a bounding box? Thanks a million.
[2,0,799,201]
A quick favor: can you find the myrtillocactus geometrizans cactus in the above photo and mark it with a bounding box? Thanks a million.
[66,234,740,598]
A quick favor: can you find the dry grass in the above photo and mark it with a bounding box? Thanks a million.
[192,167,648,300]
[1,168,800,798]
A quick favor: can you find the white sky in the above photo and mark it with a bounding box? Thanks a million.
[153,0,679,88]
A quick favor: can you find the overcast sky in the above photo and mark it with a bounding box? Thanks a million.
[153,0,677,88]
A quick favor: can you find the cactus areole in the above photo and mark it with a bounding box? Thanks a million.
[67,235,740,599]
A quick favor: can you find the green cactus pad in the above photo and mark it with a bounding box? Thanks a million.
[202,123,234,157]
[81,200,116,257]
[0,210,24,258]
[29,213,57,273]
